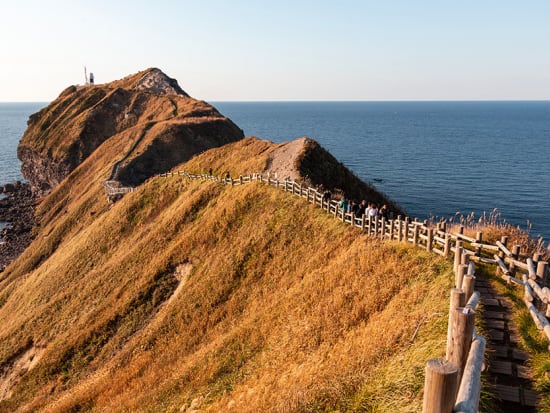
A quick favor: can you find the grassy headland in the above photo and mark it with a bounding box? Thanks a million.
[0,139,454,412]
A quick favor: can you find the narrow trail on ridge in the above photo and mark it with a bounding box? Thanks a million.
[108,122,154,181]
[108,98,178,182]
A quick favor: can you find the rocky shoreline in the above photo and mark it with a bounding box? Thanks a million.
[0,182,36,272]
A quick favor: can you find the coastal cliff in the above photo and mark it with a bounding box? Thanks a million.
[17,68,244,194]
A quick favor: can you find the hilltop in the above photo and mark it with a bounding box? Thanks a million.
[0,70,445,411]
[3,68,245,270]
[183,136,402,214]
[17,68,244,194]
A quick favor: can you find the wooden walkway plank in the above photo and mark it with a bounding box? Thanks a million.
[493,384,520,403]
[480,277,538,412]
[489,360,513,375]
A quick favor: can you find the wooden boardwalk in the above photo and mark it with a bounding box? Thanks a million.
[478,277,540,412]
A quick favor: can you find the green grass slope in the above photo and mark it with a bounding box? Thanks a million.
[0,141,453,412]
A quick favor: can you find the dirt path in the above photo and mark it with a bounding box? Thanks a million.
[265,137,307,181]
[109,122,154,181]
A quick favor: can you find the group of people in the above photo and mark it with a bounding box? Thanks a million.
[321,190,389,219]
[339,198,388,219]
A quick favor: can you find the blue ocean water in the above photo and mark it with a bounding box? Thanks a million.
[0,103,45,232]
[1,101,549,240]
[0,103,45,185]
[215,101,550,240]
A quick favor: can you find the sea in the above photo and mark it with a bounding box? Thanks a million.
[1,101,549,240]
[0,103,45,232]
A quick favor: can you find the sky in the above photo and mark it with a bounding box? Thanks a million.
[1,0,549,102]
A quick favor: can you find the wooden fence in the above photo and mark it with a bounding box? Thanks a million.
[157,170,548,412]
[423,243,485,413]
[103,180,135,200]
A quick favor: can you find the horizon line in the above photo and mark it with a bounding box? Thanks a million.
[2,98,550,104]
[211,99,550,103]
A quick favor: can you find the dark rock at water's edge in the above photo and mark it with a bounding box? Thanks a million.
[2,183,16,193]
[0,182,36,272]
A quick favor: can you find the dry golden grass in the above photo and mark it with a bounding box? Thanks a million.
[13,70,547,411]
[0,141,454,412]
[173,136,272,178]
[442,209,547,259]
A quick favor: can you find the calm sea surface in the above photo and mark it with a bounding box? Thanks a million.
[1,101,549,239]
[215,101,550,240]
[0,103,45,184]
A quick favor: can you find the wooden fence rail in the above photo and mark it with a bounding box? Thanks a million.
[103,181,135,199]
[156,170,548,412]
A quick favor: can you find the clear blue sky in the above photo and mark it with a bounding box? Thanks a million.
[1,0,549,102]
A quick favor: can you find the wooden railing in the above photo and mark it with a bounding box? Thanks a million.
[424,244,485,413]
[103,180,135,198]
[158,170,547,412]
